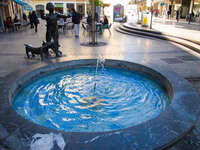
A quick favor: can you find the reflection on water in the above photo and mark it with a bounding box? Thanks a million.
[13,67,170,132]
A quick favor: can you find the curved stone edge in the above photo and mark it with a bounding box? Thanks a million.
[80,42,107,47]
[123,23,200,46]
[116,25,200,55]
[0,59,199,150]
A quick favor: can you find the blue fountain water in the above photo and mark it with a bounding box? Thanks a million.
[13,67,170,132]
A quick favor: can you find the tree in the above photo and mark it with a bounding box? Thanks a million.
[89,0,104,7]
[88,0,103,44]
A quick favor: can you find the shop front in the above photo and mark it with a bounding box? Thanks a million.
[153,0,170,17]
[36,4,44,17]
[55,3,64,14]
[193,0,200,22]
[0,7,5,32]
[0,0,9,31]
[66,3,75,15]
[49,1,88,17]
[12,0,24,22]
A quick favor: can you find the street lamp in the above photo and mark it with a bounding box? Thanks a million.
[91,0,95,44]
[150,0,154,29]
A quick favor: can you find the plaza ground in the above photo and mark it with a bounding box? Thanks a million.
[0,19,200,149]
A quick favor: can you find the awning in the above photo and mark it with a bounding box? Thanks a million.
[13,0,33,11]
[103,3,110,7]
[13,0,24,5]
[23,3,33,11]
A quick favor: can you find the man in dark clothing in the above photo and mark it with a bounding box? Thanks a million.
[23,13,27,22]
[176,10,179,22]
[188,12,194,24]
[71,8,81,37]
[28,12,34,28]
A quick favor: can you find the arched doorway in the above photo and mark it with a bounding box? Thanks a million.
[35,4,44,17]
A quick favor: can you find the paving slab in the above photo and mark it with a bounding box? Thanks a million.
[0,21,200,149]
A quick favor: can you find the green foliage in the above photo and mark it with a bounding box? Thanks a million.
[89,0,104,7]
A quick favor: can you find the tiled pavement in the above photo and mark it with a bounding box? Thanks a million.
[127,16,200,43]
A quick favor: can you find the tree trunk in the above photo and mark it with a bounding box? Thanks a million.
[91,0,95,44]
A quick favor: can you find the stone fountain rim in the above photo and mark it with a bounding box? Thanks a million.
[0,59,199,150]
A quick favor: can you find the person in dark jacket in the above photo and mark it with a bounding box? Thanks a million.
[188,11,194,24]
[23,13,27,22]
[32,11,39,32]
[28,12,34,28]
[176,10,179,22]
[71,8,81,37]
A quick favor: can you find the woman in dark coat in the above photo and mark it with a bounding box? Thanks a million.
[176,10,179,22]
[32,11,39,32]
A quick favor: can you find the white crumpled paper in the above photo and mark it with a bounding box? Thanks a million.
[30,133,65,150]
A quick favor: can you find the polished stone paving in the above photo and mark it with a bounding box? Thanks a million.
[1,21,200,149]
[1,22,200,78]
[127,16,200,43]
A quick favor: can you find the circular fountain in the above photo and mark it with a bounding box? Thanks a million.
[13,66,170,132]
[0,59,199,150]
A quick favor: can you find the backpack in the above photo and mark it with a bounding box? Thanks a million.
[72,12,80,24]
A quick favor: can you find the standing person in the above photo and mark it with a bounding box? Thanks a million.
[32,11,39,32]
[176,10,179,22]
[188,11,194,24]
[5,16,13,32]
[14,15,19,23]
[13,15,20,31]
[28,12,34,28]
[71,8,81,37]
[155,9,159,17]
[167,10,171,19]
[41,2,69,57]
[162,8,167,22]
[23,13,27,24]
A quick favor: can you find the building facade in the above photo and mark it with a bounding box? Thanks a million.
[0,0,24,31]
[134,0,200,20]
[31,0,90,17]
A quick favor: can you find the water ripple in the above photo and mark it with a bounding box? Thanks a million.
[13,67,170,132]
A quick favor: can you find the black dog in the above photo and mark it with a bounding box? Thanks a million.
[25,41,62,60]
[25,41,47,60]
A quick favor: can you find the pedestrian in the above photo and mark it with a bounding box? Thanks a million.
[28,12,34,28]
[13,15,20,31]
[162,8,167,22]
[176,10,179,22]
[71,8,81,37]
[5,16,14,32]
[188,11,194,24]
[167,10,171,19]
[87,13,92,25]
[14,15,19,23]
[23,13,27,22]
[155,9,159,17]
[32,11,39,32]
